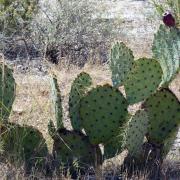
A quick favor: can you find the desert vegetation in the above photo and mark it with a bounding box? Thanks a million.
[0,0,179,179]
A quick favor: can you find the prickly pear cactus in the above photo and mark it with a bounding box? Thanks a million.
[52,129,102,166]
[50,76,63,129]
[0,123,48,167]
[69,72,92,131]
[110,42,134,87]
[104,133,124,159]
[0,64,15,122]
[143,89,180,144]
[80,84,128,145]
[124,58,163,104]
[124,110,148,157]
[152,24,180,84]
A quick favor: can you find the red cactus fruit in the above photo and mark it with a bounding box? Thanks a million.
[163,12,175,27]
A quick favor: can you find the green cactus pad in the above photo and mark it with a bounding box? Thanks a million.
[110,42,134,87]
[0,64,15,122]
[50,76,63,129]
[80,84,128,145]
[152,24,180,84]
[162,132,178,157]
[104,133,123,159]
[124,58,163,104]
[0,123,48,167]
[52,129,102,166]
[143,89,180,144]
[69,72,92,131]
[125,110,148,157]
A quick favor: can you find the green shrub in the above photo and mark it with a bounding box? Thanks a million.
[0,0,39,35]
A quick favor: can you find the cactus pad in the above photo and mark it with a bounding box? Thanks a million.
[50,76,63,129]
[143,89,180,144]
[52,129,102,166]
[124,58,162,104]
[125,110,148,157]
[110,42,134,87]
[69,72,92,131]
[104,133,123,159]
[80,84,128,145]
[152,24,180,84]
[0,123,48,167]
[0,64,15,121]
[162,132,178,157]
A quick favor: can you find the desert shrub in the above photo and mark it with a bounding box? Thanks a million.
[0,0,39,59]
[31,0,121,65]
[0,0,39,35]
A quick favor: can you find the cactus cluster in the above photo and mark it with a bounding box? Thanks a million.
[109,24,179,167]
[0,23,179,178]
[48,62,179,178]
[48,73,128,169]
